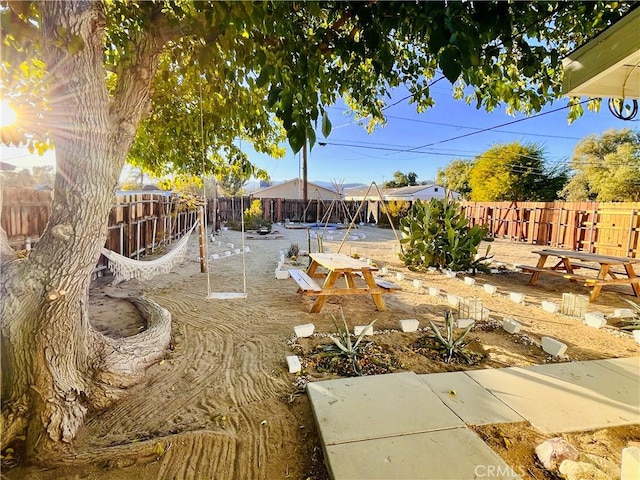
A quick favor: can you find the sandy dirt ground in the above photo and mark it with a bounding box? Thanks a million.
[5,225,640,479]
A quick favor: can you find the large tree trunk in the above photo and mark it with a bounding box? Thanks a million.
[1,1,171,464]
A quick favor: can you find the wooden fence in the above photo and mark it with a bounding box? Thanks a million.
[4,189,638,261]
[212,196,364,225]
[105,193,198,259]
[460,201,640,258]
[2,188,199,265]
[1,187,53,249]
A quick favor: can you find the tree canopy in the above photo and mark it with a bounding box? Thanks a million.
[0,0,634,465]
[2,2,631,173]
[383,171,419,188]
[436,159,473,200]
[469,142,567,202]
[560,129,640,202]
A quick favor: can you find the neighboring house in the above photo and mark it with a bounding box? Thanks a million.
[343,184,458,202]
[343,183,459,223]
[251,178,339,201]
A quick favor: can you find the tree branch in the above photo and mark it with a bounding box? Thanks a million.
[108,6,176,146]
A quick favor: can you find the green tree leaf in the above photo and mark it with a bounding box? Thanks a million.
[321,110,332,138]
[439,45,462,83]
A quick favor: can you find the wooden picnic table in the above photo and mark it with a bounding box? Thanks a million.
[289,252,400,313]
[516,248,640,301]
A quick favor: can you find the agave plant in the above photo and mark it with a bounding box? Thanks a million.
[324,308,376,376]
[620,300,640,330]
[287,242,300,258]
[427,310,474,363]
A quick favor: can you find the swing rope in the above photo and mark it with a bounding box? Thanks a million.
[199,82,248,300]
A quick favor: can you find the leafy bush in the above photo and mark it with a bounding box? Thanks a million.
[377,200,410,229]
[242,199,271,231]
[399,197,492,272]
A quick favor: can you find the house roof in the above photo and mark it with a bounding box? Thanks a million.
[252,178,338,195]
[562,7,640,99]
[343,183,444,199]
[388,184,436,196]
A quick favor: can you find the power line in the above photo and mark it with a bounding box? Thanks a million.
[316,139,639,178]
[401,99,592,152]
[327,104,584,142]
[383,114,583,141]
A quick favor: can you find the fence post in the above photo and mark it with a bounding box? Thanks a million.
[625,209,636,257]
[589,206,597,253]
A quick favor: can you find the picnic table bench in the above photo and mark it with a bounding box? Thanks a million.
[354,271,401,291]
[289,269,322,293]
[517,248,640,301]
[290,252,400,313]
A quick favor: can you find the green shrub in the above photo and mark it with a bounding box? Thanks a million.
[242,199,271,231]
[378,200,410,229]
[620,300,640,330]
[399,197,492,272]
[287,242,299,259]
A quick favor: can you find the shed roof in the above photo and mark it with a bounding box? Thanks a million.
[562,7,640,99]
[252,179,337,195]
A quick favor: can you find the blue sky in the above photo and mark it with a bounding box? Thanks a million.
[247,83,638,186]
[2,81,636,184]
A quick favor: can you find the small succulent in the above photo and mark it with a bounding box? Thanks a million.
[620,300,640,330]
[324,308,376,376]
[287,242,299,258]
[427,310,474,363]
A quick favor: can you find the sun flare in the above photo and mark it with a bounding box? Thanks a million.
[1,100,17,128]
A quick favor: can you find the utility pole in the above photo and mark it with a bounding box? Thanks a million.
[302,140,308,203]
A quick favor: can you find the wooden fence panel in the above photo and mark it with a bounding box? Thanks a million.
[2,189,198,269]
[591,203,640,257]
[209,197,361,226]
[1,187,53,249]
[460,201,640,258]
[5,188,637,260]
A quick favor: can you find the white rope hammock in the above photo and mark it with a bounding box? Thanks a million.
[101,222,198,284]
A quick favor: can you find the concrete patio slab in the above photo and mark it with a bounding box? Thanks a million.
[307,372,464,446]
[324,427,521,480]
[523,359,640,407]
[468,362,640,433]
[594,356,640,381]
[419,371,525,425]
